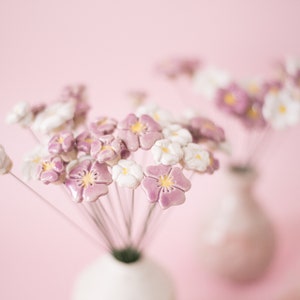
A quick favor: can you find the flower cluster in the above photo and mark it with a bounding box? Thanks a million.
[2,85,223,260]
[191,59,300,130]
[157,57,300,167]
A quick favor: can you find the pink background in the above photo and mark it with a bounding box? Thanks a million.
[1,0,300,299]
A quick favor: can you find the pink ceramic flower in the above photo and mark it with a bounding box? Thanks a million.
[142,164,191,209]
[76,131,95,154]
[188,117,225,143]
[241,100,266,128]
[65,159,112,202]
[90,117,117,137]
[48,131,75,155]
[117,114,162,151]
[157,58,200,79]
[216,83,250,115]
[90,135,123,165]
[37,156,65,184]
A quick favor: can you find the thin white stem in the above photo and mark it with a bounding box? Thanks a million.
[114,183,130,240]
[128,189,135,244]
[96,200,127,246]
[9,172,103,248]
[81,203,114,250]
[136,203,157,249]
[245,125,271,167]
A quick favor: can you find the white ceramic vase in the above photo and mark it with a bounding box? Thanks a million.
[197,164,275,281]
[72,253,176,300]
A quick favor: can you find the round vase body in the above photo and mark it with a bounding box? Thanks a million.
[197,165,275,281]
[72,253,175,300]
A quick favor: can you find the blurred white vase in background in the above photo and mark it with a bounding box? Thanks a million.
[197,164,275,281]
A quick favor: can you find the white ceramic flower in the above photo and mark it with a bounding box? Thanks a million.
[262,89,300,129]
[112,159,143,189]
[135,103,174,126]
[21,146,48,181]
[32,101,76,134]
[163,124,192,146]
[182,143,211,172]
[0,145,13,175]
[193,66,231,99]
[6,101,33,127]
[151,139,183,165]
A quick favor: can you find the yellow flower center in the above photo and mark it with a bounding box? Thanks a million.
[84,138,94,144]
[195,153,202,160]
[224,93,236,105]
[122,168,128,175]
[159,175,174,189]
[42,162,54,171]
[162,147,169,153]
[102,145,112,151]
[248,84,260,95]
[278,104,286,114]
[171,131,178,136]
[247,106,258,119]
[97,118,107,125]
[57,136,64,144]
[131,121,146,133]
[153,112,160,122]
[82,172,95,187]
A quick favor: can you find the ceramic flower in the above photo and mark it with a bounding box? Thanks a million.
[89,117,117,137]
[182,143,212,173]
[0,145,13,175]
[142,164,191,209]
[32,101,76,134]
[37,156,65,184]
[117,113,163,151]
[262,89,300,129]
[157,58,200,79]
[242,100,266,128]
[163,124,193,146]
[151,139,183,165]
[216,83,250,115]
[135,103,174,126]
[65,159,112,202]
[22,146,49,181]
[76,131,95,154]
[61,85,89,123]
[193,66,231,99]
[48,131,75,155]
[112,159,143,189]
[6,101,33,127]
[90,135,123,165]
[283,56,300,77]
[188,117,225,144]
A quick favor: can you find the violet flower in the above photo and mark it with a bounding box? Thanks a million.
[48,131,75,155]
[241,100,266,128]
[37,156,65,184]
[216,83,250,115]
[142,164,191,209]
[65,159,112,202]
[117,114,163,151]
[76,131,94,154]
[89,117,117,137]
[188,117,225,144]
[157,58,200,79]
[90,135,124,165]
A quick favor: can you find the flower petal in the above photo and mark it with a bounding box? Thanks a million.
[142,177,161,203]
[159,188,186,209]
[169,167,191,191]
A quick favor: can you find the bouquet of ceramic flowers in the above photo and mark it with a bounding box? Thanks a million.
[1,85,224,264]
[157,56,300,168]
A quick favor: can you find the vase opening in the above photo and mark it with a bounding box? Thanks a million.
[111,247,142,264]
[229,163,253,174]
